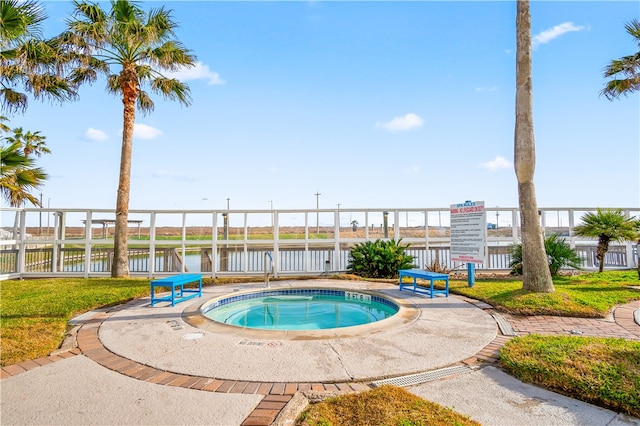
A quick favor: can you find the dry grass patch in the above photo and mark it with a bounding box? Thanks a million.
[297,385,479,426]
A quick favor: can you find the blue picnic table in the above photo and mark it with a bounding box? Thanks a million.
[399,269,449,298]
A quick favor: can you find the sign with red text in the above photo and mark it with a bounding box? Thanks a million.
[450,200,486,263]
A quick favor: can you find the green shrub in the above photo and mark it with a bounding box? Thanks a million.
[347,239,415,278]
[510,233,583,276]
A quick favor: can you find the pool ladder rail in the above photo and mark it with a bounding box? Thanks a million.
[264,251,274,287]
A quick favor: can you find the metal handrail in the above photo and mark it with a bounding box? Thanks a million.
[264,251,273,287]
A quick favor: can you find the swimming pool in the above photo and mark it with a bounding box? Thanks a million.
[202,288,399,330]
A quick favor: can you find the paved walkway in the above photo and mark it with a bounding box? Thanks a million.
[2,281,639,426]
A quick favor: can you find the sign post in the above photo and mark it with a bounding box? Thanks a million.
[450,200,487,287]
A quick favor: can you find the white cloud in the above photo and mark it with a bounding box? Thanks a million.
[376,113,423,132]
[165,62,225,85]
[133,123,162,140]
[474,86,498,92]
[532,22,585,49]
[85,128,108,141]
[481,155,512,171]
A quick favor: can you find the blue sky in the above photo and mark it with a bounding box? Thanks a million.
[6,1,640,212]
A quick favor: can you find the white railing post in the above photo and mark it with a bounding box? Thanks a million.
[304,211,309,273]
[149,212,156,278]
[393,210,400,242]
[334,209,340,271]
[273,211,279,278]
[17,209,26,275]
[211,212,217,278]
[568,209,576,249]
[512,209,519,244]
[624,209,635,268]
[84,211,92,278]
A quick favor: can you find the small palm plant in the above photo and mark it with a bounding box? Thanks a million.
[574,209,638,273]
[510,233,582,277]
[347,239,415,279]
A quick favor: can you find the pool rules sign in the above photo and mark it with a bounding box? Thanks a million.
[450,200,486,264]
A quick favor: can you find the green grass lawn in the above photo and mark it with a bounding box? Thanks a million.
[0,278,149,366]
[448,270,640,317]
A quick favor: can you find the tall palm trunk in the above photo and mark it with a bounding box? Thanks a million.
[514,0,554,292]
[112,67,137,277]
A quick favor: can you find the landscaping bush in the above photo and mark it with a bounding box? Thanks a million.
[510,233,583,276]
[347,239,415,278]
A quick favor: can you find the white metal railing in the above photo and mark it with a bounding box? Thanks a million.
[1,206,637,279]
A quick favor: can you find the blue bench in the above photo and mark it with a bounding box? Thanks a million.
[150,273,203,307]
[399,269,449,298]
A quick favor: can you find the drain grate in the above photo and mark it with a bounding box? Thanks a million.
[491,313,516,336]
[370,365,473,388]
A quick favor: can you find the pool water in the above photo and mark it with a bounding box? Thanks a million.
[204,292,398,330]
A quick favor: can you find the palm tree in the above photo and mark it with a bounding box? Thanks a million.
[0,121,49,206]
[600,19,640,100]
[5,127,49,157]
[0,141,47,206]
[60,0,196,277]
[574,208,637,273]
[0,0,76,114]
[514,0,554,293]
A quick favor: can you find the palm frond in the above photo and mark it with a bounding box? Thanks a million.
[136,90,154,114]
[151,40,196,70]
[0,87,28,114]
[601,19,640,100]
[0,0,47,43]
[150,77,191,106]
[624,19,640,46]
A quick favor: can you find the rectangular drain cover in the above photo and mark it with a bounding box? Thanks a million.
[371,365,473,388]
[491,313,517,336]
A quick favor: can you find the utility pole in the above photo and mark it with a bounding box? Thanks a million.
[226,198,230,210]
[315,191,321,234]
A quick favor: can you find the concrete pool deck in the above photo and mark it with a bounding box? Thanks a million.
[2,279,639,425]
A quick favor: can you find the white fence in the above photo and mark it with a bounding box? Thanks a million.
[1,206,637,279]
